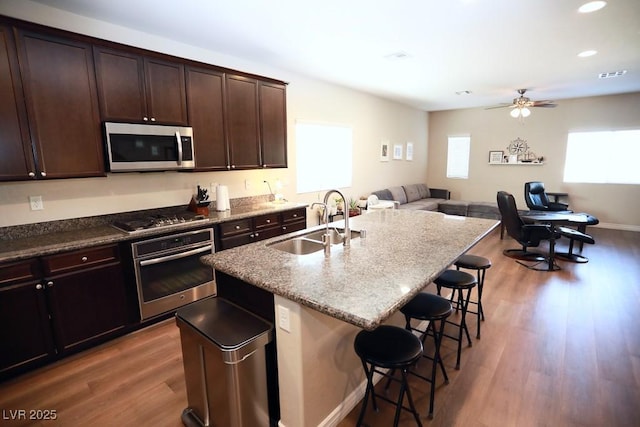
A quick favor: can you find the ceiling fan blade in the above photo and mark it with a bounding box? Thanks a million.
[485,103,514,110]
[531,102,557,108]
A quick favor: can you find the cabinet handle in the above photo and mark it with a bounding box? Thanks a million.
[282,226,287,230]
[150,117,156,122]
[231,165,236,169]
[266,219,271,223]
[227,165,231,170]
[143,117,149,121]
[235,225,240,230]
[40,171,47,177]
[36,284,43,290]
[81,256,88,262]
[293,214,298,218]
[46,281,53,287]
[28,172,35,178]
[254,232,259,237]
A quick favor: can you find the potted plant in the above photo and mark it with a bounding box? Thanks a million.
[334,197,344,213]
[348,198,360,217]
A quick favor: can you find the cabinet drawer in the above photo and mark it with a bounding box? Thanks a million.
[254,213,280,230]
[0,259,41,286]
[218,219,252,237]
[282,208,306,223]
[281,220,306,234]
[42,245,119,276]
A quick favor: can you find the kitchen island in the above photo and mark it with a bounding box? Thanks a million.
[201,209,498,426]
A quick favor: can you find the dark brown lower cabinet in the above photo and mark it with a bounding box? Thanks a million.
[0,275,55,375]
[0,245,131,379]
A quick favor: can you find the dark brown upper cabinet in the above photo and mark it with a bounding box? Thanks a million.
[13,28,104,180]
[225,74,261,170]
[186,66,228,170]
[94,47,187,125]
[0,24,33,181]
[259,81,287,168]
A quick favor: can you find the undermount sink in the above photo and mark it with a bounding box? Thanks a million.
[268,237,325,255]
[268,228,361,255]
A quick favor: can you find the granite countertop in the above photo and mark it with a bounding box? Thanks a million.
[0,202,307,263]
[201,209,499,330]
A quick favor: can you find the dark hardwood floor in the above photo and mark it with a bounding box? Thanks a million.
[1,227,638,426]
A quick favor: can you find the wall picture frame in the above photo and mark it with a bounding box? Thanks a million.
[393,144,403,160]
[405,142,413,161]
[380,141,390,161]
[489,150,504,164]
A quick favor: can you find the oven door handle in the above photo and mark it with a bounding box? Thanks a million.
[139,245,213,266]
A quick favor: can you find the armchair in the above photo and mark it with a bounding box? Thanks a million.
[497,191,560,270]
[524,181,570,212]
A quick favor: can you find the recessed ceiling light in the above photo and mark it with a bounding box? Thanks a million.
[578,50,598,58]
[579,1,607,13]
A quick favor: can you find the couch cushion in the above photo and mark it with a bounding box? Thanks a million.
[403,184,422,203]
[417,184,431,199]
[467,202,501,219]
[438,200,469,216]
[371,189,393,201]
[400,198,443,211]
[388,186,408,205]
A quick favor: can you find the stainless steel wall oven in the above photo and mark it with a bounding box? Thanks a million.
[131,228,216,320]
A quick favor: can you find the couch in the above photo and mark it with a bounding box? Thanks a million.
[370,184,450,211]
[369,184,502,220]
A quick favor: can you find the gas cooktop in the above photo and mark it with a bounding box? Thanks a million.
[112,212,207,233]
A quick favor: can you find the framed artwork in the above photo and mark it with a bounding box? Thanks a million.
[405,142,413,161]
[380,141,390,161]
[489,150,504,164]
[393,144,403,160]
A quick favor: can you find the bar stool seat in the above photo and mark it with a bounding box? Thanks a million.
[354,325,423,427]
[455,254,491,338]
[435,269,477,369]
[400,292,453,419]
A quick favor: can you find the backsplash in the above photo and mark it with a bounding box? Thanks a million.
[0,195,272,241]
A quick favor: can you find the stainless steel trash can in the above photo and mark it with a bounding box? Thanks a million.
[176,297,273,427]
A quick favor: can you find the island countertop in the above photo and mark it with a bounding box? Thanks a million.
[201,209,499,330]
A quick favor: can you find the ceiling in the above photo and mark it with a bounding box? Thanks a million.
[30,0,640,111]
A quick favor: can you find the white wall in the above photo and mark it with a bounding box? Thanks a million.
[427,92,640,229]
[0,1,429,227]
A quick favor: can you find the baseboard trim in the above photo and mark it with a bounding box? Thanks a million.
[595,222,640,232]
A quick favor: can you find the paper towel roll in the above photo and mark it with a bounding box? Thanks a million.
[216,185,230,211]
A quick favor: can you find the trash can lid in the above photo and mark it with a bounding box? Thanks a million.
[176,297,273,351]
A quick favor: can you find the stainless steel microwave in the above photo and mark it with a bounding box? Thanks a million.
[104,122,195,172]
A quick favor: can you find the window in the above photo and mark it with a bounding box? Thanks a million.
[447,136,470,179]
[295,121,353,193]
[564,130,640,184]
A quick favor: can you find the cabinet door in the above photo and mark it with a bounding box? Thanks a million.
[16,30,104,179]
[94,47,147,122]
[0,25,34,181]
[259,81,287,168]
[186,66,228,170]
[144,57,187,125]
[46,263,128,353]
[0,259,54,375]
[225,75,261,169]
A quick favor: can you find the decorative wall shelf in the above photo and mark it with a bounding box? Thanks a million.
[489,162,544,166]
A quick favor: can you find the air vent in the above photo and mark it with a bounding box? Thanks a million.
[598,70,627,79]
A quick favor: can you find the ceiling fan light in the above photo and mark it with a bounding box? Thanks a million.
[521,107,531,117]
[510,108,521,118]
[578,1,607,13]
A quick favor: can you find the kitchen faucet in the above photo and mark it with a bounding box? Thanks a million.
[323,189,351,248]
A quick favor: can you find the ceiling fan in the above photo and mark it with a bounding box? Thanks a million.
[487,89,557,119]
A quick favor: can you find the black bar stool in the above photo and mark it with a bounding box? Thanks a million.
[400,292,453,419]
[435,269,477,369]
[455,254,491,338]
[354,325,423,427]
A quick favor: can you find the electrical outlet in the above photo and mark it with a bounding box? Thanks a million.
[278,305,291,332]
[29,196,44,211]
